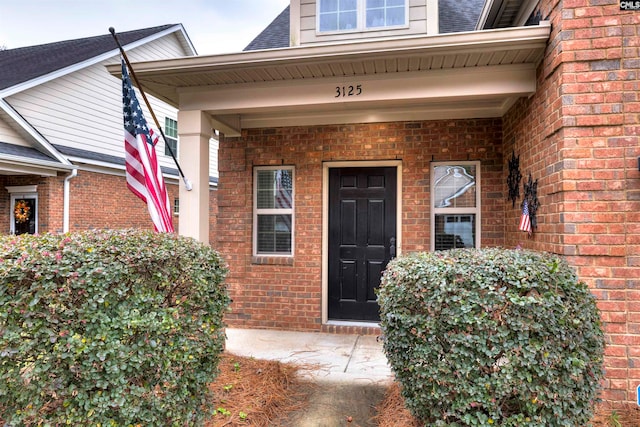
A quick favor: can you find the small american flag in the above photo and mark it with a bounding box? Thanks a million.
[519,199,532,234]
[121,59,174,233]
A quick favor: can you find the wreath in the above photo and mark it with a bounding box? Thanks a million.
[14,200,31,224]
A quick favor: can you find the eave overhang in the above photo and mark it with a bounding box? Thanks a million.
[107,22,550,136]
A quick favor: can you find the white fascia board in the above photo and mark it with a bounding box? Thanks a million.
[181,63,536,112]
[121,23,551,74]
[0,156,75,176]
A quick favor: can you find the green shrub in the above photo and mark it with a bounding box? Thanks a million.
[378,248,604,427]
[0,229,229,426]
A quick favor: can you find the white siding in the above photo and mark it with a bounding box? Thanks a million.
[299,0,433,45]
[6,34,218,179]
[0,116,29,146]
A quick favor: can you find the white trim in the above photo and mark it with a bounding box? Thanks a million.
[321,160,402,325]
[9,193,38,235]
[252,166,295,257]
[430,161,481,251]
[5,185,38,193]
[316,0,410,35]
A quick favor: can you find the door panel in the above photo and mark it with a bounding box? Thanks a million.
[328,167,397,321]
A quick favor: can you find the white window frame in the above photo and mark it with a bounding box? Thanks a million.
[164,117,178,158]
[317,0,409,34]
[430,161,481,251]
[253,166,295,257]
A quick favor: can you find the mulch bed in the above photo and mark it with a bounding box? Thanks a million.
[372,382,640,427]
[4,354,639,426]
[209,355,640,427]
[206,353,311,426]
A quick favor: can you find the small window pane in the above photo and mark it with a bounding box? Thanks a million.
[320,13,338,31]
[257,215,292,253]
[339,11,358,30]
[256,170,293,209]
[386,7,405,25]
[164,137,178,156]
[320,0,358,31]
[165,117,178,138]
[321,0,338,12]
[433,165,476,208]
[434,214,475,250]
[366,0,405,28]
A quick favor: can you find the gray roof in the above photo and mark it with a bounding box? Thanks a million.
[0,141,58,162]
[0,25,178,91]
[244,2,485,51]
[244,6,291,51]
[439,0,485,33]
[54,144,218,185]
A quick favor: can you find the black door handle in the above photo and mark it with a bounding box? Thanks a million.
[390,237,396,259]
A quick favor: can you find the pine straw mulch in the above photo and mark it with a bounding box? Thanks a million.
[205,352,313,427]
[372,382,640,427]
[209,354,640,427]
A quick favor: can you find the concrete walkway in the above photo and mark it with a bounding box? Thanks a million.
[225,328,395,426]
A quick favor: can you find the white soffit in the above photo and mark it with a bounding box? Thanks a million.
[107,23,551,132]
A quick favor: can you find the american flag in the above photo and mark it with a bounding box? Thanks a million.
[121,59,174,233]
[519,199,532,234]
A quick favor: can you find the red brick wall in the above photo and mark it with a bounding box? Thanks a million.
[503,0,640,404]
[1,171,218,243]
[218,119,504,331]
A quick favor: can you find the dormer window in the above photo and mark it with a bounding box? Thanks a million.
[318,0,407,33]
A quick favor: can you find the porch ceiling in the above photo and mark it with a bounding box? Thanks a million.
[108,22,551,135]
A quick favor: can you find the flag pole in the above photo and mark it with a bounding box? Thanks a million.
[109,27,193,191]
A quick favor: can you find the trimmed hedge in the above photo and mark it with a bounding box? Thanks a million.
[0,229,229,426]
[378,248,605,427]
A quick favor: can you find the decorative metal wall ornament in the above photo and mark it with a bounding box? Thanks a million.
[507,151,522,208]
[523,173,539,230]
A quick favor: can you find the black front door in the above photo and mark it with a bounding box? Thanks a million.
[328,167,397,321]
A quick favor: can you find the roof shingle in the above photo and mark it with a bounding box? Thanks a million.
[0,25,177,91]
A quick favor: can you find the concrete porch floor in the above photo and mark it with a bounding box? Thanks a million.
[225,328,395,426]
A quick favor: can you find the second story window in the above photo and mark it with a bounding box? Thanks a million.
[366,0,406,28]
[164,117,178,157]
[318,0,407,33]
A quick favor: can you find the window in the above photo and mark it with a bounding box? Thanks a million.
[318,0,407,32]
[366,0,406,28]
[173,198,179,216]
[164,117,178,157]
[254,167,294,256]
[431,162,480,251]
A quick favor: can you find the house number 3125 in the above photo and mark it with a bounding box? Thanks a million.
[335,84,362,98]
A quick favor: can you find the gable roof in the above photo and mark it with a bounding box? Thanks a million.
[0,24,194,93]
[244,6,291,51]
[0,24,196,175]
[243,0,487,51]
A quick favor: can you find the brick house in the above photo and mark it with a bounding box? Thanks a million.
[114,0,638,404]
[0,25,218,239]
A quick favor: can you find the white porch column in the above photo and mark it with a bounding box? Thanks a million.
[177,110,211,243]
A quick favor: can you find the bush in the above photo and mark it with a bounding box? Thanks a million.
[0,229,229,426]
[378,248,605,427]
